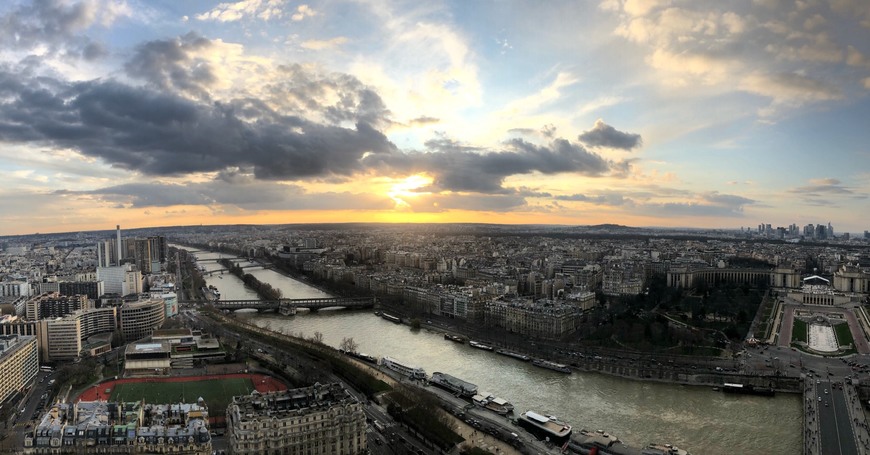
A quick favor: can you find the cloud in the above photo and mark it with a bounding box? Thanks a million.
[73,179,394,211]
[606,0,869,118]
[300,37,348,51]
[407,116,440,126]
[0,0,131,60]
[196,0,286,22]
[291,4,317,21]
[789,178,855,195]
[638,192,756,217]
[0,67,398,180]
[577,119,643,150]
[401,192,529,213]
[0,62,620,201]
[124,32,226,100]
[365,137,615,194]
[554,193,630,206]
[552,188,755,218]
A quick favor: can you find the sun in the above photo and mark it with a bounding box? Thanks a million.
[387,174,432,208]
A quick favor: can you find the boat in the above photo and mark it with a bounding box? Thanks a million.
[495,349,530,361]
[469,340,494,351]
[531,359,571,373]
[340,350,378,364]
[429,372,478,397]
[444,334,465,343]
[721,382,775,397]
[573,429,621,447]
[472,391,514,415]
[643,443,691,455]
[381,313,402,324]
[517,410,572,445]
[380,356,426,379]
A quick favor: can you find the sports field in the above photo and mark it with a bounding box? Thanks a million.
[110,377,253,411]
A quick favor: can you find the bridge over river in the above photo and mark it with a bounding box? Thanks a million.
[186,296,375,314]
[201,263,273,276]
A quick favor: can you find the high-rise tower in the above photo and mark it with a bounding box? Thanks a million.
[116,225,122,266]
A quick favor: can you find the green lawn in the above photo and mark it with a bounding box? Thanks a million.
[110,378,254,415]
[791,319,807,343]
[834,323,855,348]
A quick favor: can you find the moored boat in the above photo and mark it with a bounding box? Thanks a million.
[517,410,572,445]
[472,391,514,415]
[531,358,571,373]
[381,313,402,323]
[721,382,775,396]
[469,340,494,351]
[380,356,426,379]
[430,372,478,397]
[444,334,465,343]
[643,443,691,455]
[495,349,530,361]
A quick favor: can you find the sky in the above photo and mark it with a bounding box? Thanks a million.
[1,0,869,236]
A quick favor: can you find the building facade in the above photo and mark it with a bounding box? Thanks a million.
[227,383,366,455]
[0,335,39,404]
[120,298,166,342]
[25,400,211,454]
[37,307,117,361]
[484,299,580,339]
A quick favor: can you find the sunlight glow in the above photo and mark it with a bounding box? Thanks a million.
[387,174,433,208]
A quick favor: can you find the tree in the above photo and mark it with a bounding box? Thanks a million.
[410,318,421,330]
[311,331,324,344]
[339,337,359,353]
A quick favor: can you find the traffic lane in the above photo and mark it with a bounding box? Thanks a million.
[818,381,842,455]
[832,386,859,455]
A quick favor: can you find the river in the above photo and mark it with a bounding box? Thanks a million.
[180,246,801,455]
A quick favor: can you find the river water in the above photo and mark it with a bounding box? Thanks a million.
[180,246,801,455]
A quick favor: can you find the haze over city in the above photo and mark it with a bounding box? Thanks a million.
[1,0,870,236]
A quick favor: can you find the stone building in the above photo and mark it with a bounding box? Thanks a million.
[226,383,366,455]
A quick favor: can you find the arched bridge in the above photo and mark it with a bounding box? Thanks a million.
[194,257,243,263]
[202,263,273,276]
[204,296,375,313]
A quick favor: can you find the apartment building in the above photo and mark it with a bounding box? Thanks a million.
[227,383,366,455]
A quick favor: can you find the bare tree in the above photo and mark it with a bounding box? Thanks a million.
[311,331,324,344]
[340,337,359,353]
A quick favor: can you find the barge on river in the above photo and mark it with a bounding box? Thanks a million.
[429,372,478,398]
[380,356,426,380]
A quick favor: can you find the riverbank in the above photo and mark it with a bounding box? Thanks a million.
[382,308,803,394]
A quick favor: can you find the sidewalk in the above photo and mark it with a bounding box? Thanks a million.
[804,376,820,455]
[843,383,870,454]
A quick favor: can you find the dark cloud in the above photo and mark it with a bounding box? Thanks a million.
[81,42,108,60]
[0,0,122,61]
[366,137,613,194]
[124,32,219,100]
[0,67,397,179]
[577,119,642,150]
[72,180,394,211]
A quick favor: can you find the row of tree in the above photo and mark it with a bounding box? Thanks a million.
[219,258,282,300]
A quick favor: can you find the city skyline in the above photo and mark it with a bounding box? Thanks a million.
[1,0,870,235]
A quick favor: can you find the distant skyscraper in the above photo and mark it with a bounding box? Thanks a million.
[116,225,122,266]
